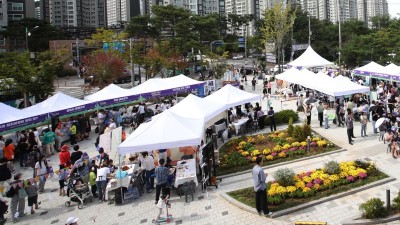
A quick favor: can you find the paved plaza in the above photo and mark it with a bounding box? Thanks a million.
[5,77,400,225]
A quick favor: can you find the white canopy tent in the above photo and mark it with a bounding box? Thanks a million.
[23,92,91,116]
[165,75,205,87]
[117,109,204,153]
[275,67,303,84]
[84,84,135,103]
[288,46,334,68]
[385,63,400,74]
[169,94,226,127]
[205,84,261,108]
[0,103,34,125]
[353,61,395,80]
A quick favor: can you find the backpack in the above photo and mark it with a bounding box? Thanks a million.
[5,186,16,198]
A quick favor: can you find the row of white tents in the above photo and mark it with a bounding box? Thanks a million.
[0,75,205,134]
[118,84,261,153]
[276,68,369,97]
[353,62,400,81]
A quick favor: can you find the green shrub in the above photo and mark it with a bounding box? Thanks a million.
[225,151,248,167]
[324,161,340,175]
[287,117,294,137]
[292,125,304,142]
[273,168,296,187]
[359,198,388,219]
[265,110,299,126]
[58,68,78,77]
[301,123,312,138]
[392,190,400,210]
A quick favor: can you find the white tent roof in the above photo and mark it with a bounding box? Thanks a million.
[117,110,203,153]
[169,94,226,122]
[288,46,334,68]
[130,75,205,95]
[353,61,386,74]
[0,103,34,125]
[275,67,303,84]
[23,92,89,115]
[84,84,134,102]
[205,84,261,108]
[130,78,170,95]
[385,63,400,74]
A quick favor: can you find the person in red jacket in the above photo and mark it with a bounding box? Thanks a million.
[59,145,71,167]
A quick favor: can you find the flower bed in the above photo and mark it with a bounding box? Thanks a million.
[218,123,338,175]
[228,160,388,212]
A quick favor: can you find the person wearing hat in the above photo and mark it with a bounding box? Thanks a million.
[9,173,26,222]
[59,145,71,168]
[66,217,78,225]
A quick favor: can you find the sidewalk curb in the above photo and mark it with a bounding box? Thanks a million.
[341,213,400,225]
[219,148,347,180]
[219,176,396,219]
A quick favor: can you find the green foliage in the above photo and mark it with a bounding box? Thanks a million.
[264,110,299,125]
[224,151,248,168]
[359,198,388,219]
[292,125,305,142]
[391,190,400,210]
[302,123,312,138]
[273,168,295,187]
[324,161,340,175]
[287,117,294,137]
[59,68,77,77]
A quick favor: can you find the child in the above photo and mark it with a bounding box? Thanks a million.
[154,194,170,223]
[58,165,69,196]
[24,180,39,214]
[89,167,98,198]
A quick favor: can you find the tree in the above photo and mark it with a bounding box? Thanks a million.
[261,2,295,72]
[227,14,254,35]
[82,51,127,90]
[0,18,64,52]
[0,51,62,106]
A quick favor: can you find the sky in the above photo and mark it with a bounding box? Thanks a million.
[388,0,400,18]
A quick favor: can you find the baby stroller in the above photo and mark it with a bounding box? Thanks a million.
[65,174,93,209]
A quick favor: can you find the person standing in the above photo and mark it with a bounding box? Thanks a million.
[267,81,272,94]
[96,163,110,203]
[17,138,29,167]
[336,102,344,127]
[251,78,257,91]
[0,158,12,196]
[252,157,272,217]
[69,123,77,146]
[323,104,330,129]
[360,111,368,137]
[267,107,276,132]
[154,158,168,204]
[141,152,155,193]
[34,155,48,193]
[138,103,146,124]
[345,108,355,145]
[0,136,5,159]
[70,145,82,165]
[9,173,26,222]
[317,101,324,127]
[59,145,71,168]
[42,129,56,157]
[304,103,313,126]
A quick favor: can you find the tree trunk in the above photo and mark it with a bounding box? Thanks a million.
[23,92,28,108]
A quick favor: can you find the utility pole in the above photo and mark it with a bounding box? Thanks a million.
[337,0,342,74]
[76,38,80,77]
[308,14,311,45]
[130,37,134,87]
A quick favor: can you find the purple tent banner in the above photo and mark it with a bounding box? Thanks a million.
[353,70,392,80]
[96,95,140,107]
[142,83,205,99]
[0,114,47,132]
[50,102,97,117]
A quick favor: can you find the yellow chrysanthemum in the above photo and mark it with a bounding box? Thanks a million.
[278,152,286,158]
[313,183,321,190]
[263,148,271,155]
[291,142,301,147]
[300,142,307,147]
[282,144,291,150]
[302,176,312,183]
[265,155,274,160]
[286,186,297,193]
[302,187,311,193]
[295,181,305,188]
[273,145,282,152]
[241,151,249,156]
[317,140,327,147]
[251,157,257,162]
[329,174,339,182]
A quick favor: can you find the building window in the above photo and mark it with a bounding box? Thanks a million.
[7,3,24,11]
[8,14,24,21]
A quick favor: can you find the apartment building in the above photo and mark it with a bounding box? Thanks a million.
[106,0,141,27]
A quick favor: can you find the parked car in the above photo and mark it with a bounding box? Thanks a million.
[232,55,244,60]
[272,64,288,75]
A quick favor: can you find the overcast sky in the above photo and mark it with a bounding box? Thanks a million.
[388,0,400,18]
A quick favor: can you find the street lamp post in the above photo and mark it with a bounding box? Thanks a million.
[337,0,342,74]
[25,26,39,52]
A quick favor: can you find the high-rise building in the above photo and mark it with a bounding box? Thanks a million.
[106,0,141,27]
[39,0,106,28]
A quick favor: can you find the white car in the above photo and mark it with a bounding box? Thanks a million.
[232,55,244,60]
[272,64,288,75]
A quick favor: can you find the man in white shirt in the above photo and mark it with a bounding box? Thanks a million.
[138,103,146,124]
[96,164,110,203]
[141,152,155,193]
